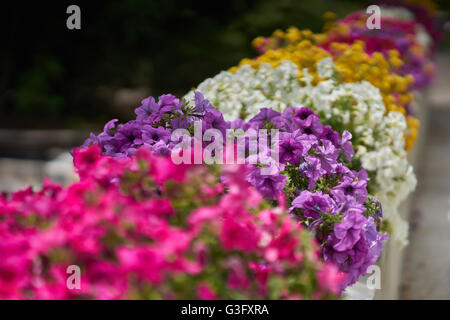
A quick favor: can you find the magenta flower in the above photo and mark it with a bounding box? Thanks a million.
[220,217,261,252]
[1,144,347,299]
[317,263,346,294]
[197,283,217,300]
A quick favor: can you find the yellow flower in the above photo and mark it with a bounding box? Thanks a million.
[273,29,285,39]
[388,50,404,69]
[232,31,419,150]
[400,93,414,106]
[251,36,265,49]
[405,116,420,151]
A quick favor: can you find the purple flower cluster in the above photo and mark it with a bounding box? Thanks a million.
[238,106,387,289]
[82,96,387,290]
[83,92,228,157]
[236,106,354,200]
[324,214,388,288]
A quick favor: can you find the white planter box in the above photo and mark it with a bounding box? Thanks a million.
[374,91,429,300]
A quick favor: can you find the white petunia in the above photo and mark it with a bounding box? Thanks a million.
[317,57,335,79]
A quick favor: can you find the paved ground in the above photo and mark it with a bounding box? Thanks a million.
[400,54,450,299]
[400,107,450,299]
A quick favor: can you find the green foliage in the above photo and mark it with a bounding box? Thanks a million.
[4,0,374,128]
[14,57,64,116]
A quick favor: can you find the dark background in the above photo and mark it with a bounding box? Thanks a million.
[1,0,449,131]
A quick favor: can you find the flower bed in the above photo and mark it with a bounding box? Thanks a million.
[0,0,441,299]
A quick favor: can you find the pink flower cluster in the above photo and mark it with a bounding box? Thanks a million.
[0,145,345,299]
[323,10,437,89]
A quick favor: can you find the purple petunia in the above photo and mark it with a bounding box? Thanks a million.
[82,92,220,158]
[320,125,341,148]
[193,91,214,114]
[340,130,354,161]
[247,165,286,200]
[294,106,314,120]
[330,189,366,216]
[332,175,368,204]
[240,106,386,290]
[278,132,303,165]
[135,96,158,121]
[203,108,229,137]
[106,121,143,156]
[142,125,171,145]
[248,108,281,129]
[290,191,333,219]
[291,107,324,136]
[323,214,388,288]
[330,211,367,252]
[299,156,323,190]
[316,140,338,172]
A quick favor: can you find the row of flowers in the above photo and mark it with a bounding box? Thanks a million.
[0,0,441,299]
[190,0,441,248]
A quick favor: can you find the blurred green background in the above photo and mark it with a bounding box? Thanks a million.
[2,0,449,130]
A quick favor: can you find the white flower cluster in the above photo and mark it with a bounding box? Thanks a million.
[317,57,334,79]
[379,6,415,20]
[356,111,417,247]
[187,59,416,246]
[184,62,302,121]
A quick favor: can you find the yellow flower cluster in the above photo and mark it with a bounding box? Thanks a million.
[251,28,326,54]
[328,42,415,113]
[251,27,326,52]
[231,39,329,86]
[231,35,418,150]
